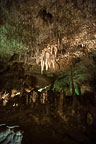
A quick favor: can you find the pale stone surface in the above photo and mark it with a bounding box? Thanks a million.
[0,125,23,144]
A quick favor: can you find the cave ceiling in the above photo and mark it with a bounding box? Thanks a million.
[0,0,96,59]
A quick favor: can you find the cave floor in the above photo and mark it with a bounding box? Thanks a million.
[0,59,96,144]
[0,104,96,144]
